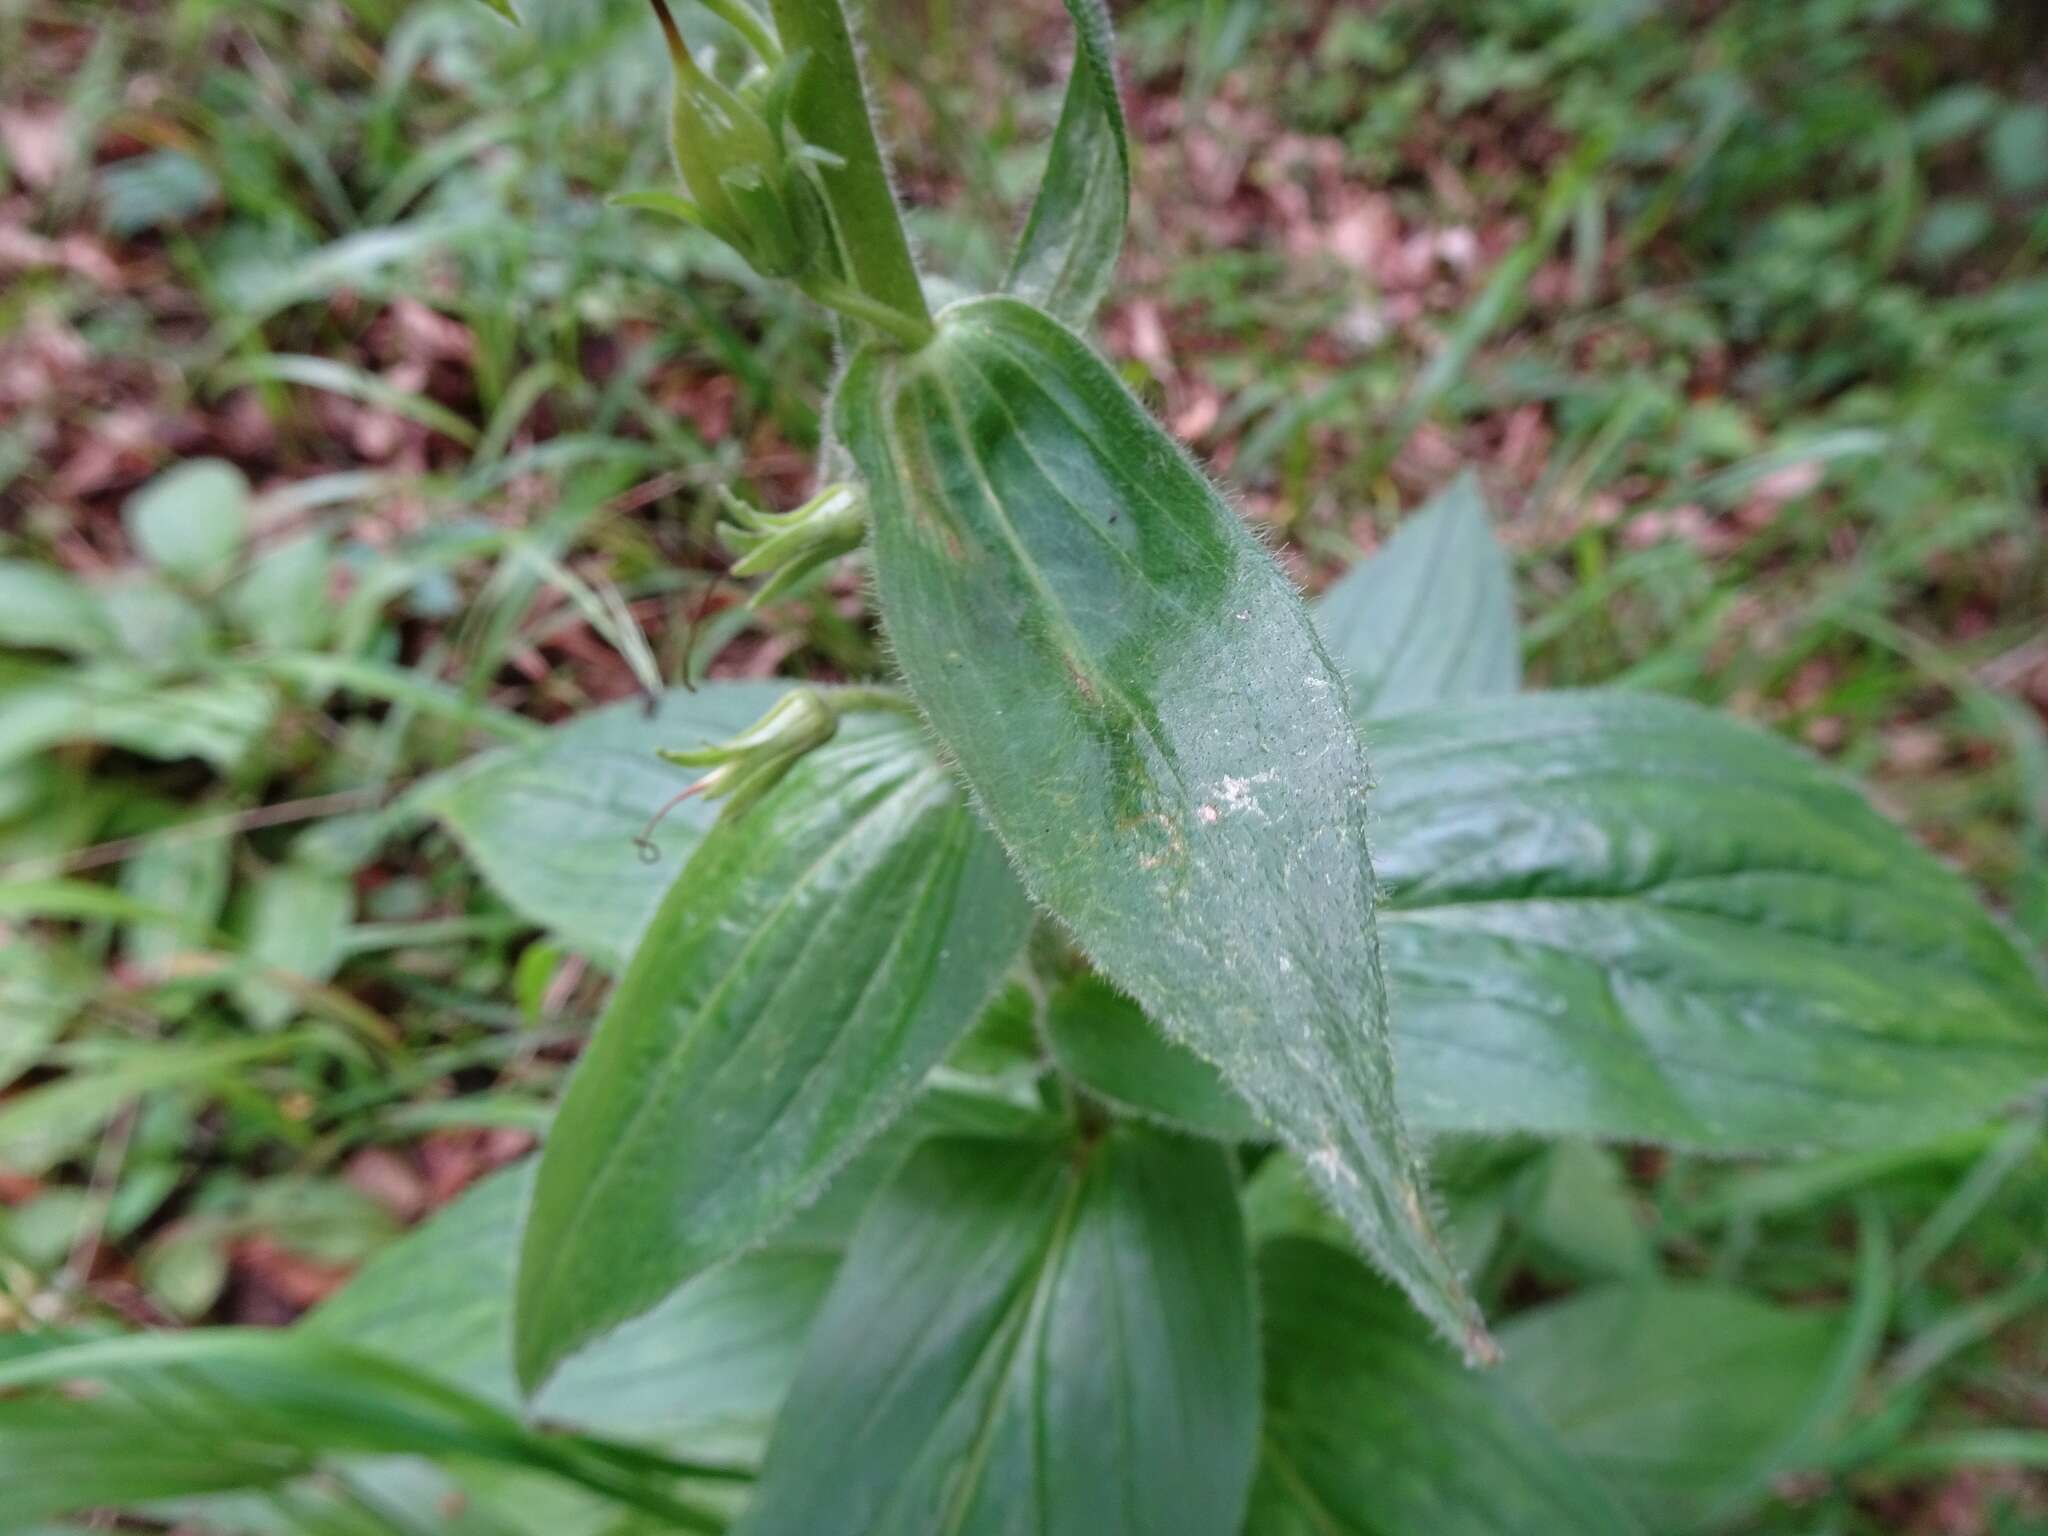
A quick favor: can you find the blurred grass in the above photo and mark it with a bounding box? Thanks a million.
[1,0,2044,1531]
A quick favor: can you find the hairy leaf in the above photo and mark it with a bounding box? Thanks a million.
[1371,692,2048,1149]
[515,712,1031,1390]
[1004,0,1129,329]
[739,1128,1259,1536]
[1248,1238,1640,1536]
[1314,471,1519,717]
[409,682,784,967]
[841,295,1486,1356]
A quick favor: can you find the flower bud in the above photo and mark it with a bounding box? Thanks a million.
[716,483,866,605]
[649,0,803,276]
[657,688,839,822]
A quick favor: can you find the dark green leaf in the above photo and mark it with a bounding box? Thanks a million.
[1499,1282,1840,1532]
[1003,0,1129,329]
[1371,691,2048,1149]
[515,713,1032,1390]
[1041,974,1262,1139]
[739,1128,1259,1536]
[842,295,1486,1356]
[1248,1238,1640,1536]
[408,682,785,967]
[1313,471,1519,717]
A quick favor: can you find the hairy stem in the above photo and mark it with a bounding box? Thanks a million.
[767,0,930,331]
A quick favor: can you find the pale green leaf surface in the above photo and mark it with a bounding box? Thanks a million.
[0,657,274,771]
[739,1128,1259,1536]
[1247,1238,1640,1536]
[1372,691,2048,1149]
[1313,471,1519,718]
[1499,1281,1840,1532]
[844,294,1485,1357]
[123,459,251,581]
[409,682,784,967]
[1003,0,1129,329]
[0,560,116,654]
[514,713,1032,1389]
[235,859,355,1029]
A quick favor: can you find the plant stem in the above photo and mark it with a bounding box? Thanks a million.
[800,274,933,348]
[767,0,930,331]
[823,684,920,719]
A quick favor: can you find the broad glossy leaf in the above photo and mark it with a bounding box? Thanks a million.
[408,681,784,967]
[1041,974,1262,1139]
[515,712,1031,1389]
[309,1162,836,1464]
[1314,471,1519,717]
[739,1128,1258,1536]
[1004,0,1129,329]
[842,295,1486,1356]
[1372,691,2048,1149]
[1248,1238,1640,1536]
[1499,1282,1840,1532]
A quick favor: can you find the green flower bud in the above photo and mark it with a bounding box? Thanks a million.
[716,483,866,605]
[657,688,839,823]
[648,0,803,276]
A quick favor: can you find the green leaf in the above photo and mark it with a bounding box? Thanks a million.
[515,712,1032,1390]
[0,1035,313,1178]
[0,941,91,1092]
[1003,0,1130,329]
[234,856,356,1030]
[225,530,334,652]
[1988,103,2048,196]
[123,459,251,582]
[1513,1142,1652,1280]
[1247,1238,1641,1536]
[738,1128,1259,1536]
[1313,471,1519,717]
[0,559,116,654]
[1041,974,1262,1140]
[120,827,234,973]
[841,294,1486,1357]
[0,657,275,772]
[1371,691,2048,1149]
[409,682,785,968]
[309,1162,836,1466]
[1499,1282,1841,1532]
[0,1329,716,1528]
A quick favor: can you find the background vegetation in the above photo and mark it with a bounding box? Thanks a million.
[1,0,2044,1530]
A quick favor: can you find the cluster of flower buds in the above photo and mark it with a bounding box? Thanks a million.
[715,482,866,605]
[657,688,839,823]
